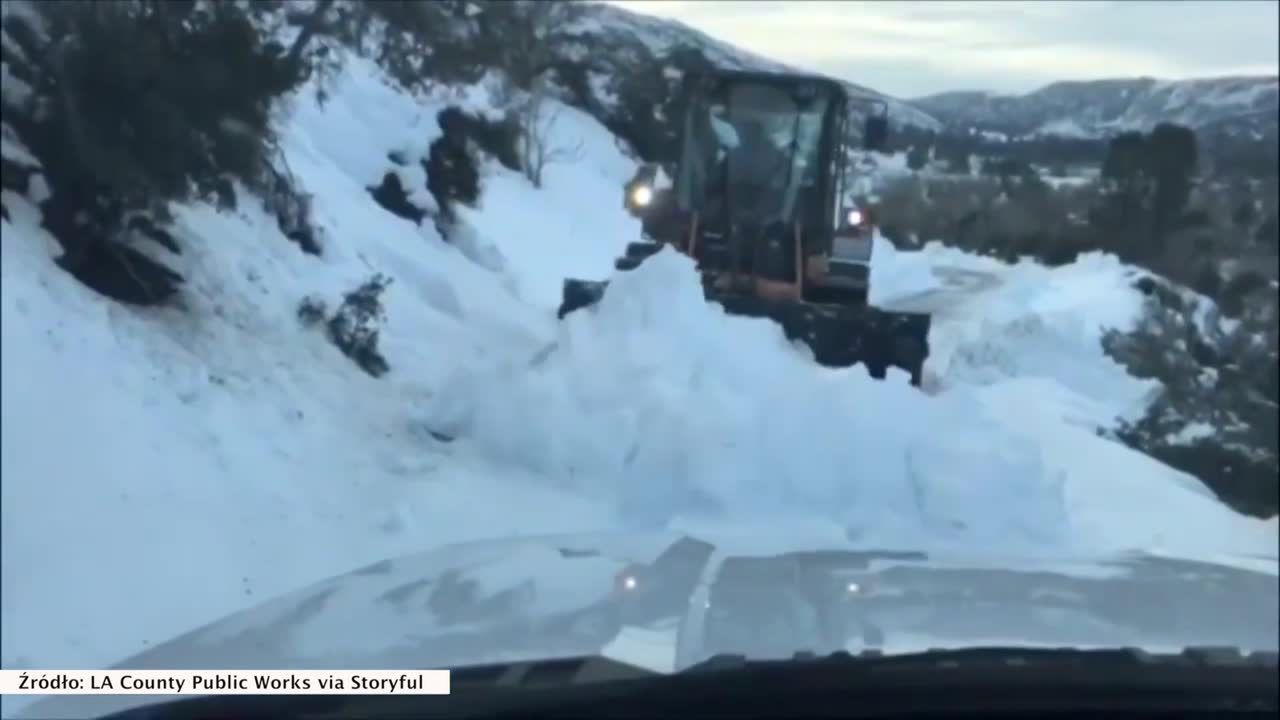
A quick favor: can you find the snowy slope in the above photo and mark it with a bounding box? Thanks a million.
[2,44,1276,719]
[1,55,635,677]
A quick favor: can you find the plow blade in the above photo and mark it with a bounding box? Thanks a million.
[557,278,931,386]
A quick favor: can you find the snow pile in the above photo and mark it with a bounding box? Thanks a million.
[941,257,1158,426]
[866,233,943,305]
[871,241,1159,430]
[422,245,1269,560]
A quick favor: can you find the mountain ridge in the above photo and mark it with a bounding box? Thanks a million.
[908,75,1278,139]
[590,3,1277,140]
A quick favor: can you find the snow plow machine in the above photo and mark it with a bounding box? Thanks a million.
[558,70,931,385]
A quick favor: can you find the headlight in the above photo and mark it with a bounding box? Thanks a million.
[630,185,654,208]
[846,209,864,226]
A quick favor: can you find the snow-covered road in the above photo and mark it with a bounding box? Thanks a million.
[875,266,1004,315]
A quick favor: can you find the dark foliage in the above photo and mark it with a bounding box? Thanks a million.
[296,277,392,379]
[889,125,1109,173]
[368,172,427,225]
[36,180,185,305]
[439,107,522,173]
[425,108,483,224]
[598,43,714,164]
[52,239,184,306]
[2,0,312,304]
[1,151,40,220]
[1106,280,1278,519]
[126,214,180,255]
[296,295,328,327]
[31,1,305,207]
[326,274,393,378]
[262,166,323,256]
[1218,271,1271,319]
[324,1,488,90]
[1091,123,1199,264]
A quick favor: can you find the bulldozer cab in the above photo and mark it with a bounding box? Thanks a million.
[674,72,842,234]
[666,71,888,262]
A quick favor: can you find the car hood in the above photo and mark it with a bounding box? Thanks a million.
[15,531,1279,719]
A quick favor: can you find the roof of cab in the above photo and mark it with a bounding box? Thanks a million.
[685,68,849,101]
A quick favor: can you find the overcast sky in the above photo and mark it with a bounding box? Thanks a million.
[605,1,1280,98]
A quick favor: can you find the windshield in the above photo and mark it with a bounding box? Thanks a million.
[676,79,831,224]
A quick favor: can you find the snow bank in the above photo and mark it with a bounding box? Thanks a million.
[426,241,1273,561]
[878,241,1161,430]
[867,232,943,305]
[427,247,1070,551]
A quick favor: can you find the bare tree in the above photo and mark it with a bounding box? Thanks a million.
[487,1,585,188]
[513,77,584,188]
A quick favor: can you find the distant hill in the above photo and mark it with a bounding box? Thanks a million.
[912,76,1279,140]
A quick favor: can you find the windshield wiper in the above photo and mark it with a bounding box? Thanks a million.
[102,647,1277,720]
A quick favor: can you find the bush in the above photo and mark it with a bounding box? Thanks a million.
[357,1,489,90]
[876,174,1105,266]
[1105,282,1278,518]
[1138,441,1278,518]
[261,165,323,256]
[425,107,484,224]
[4,1,312,304]
[438,107,521,173]
[1217,271,1270,319]
[297,295,328,327]
[33,1,304,207]
[300,275,393,378]
[368,172,427,225]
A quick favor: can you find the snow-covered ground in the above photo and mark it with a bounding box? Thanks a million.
[2,51,1276,717]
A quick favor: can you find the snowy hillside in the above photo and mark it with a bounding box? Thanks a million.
[2,4,1277,717]
[912,76,1279,139]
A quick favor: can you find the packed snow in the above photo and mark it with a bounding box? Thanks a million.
[2,49,1275,717]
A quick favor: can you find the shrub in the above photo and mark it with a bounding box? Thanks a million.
[1218,270,1272,319]
[1105,282,1278,518]
[296,295,328,327]
[4,1,313,304]
[368,172,427,225]
[32,1,305,208]
[438,107,521,173]
[425,108,483,224]
[311,274,394,378]
[262,165,323,256]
